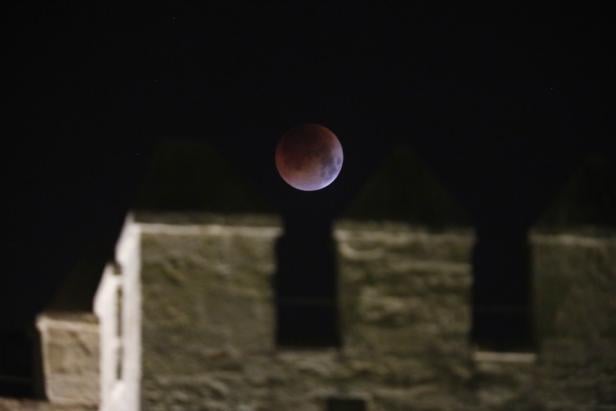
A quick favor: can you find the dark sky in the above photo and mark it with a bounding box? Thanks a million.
[4,4,615,337]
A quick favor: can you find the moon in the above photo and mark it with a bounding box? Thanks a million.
[275,123,344,191]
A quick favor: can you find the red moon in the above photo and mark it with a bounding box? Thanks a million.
[275,124,344,191]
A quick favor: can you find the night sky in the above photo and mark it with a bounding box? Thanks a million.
[3,3,615,394]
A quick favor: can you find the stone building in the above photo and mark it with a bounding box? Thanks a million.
[0,219,141,411]
[137,215,616,411]
[2,213,614,410]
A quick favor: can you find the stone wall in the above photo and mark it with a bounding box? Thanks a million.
[0,217,141,411]
[0,399,97,411]
[139,217,616,411]
[37,312,100,407]
[0,312,101,411]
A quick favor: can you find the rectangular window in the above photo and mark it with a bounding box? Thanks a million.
[115,286,124,381]
[472,230,534,352]
[274,226,340,348]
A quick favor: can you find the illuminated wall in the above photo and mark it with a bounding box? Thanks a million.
[139,215,616,411]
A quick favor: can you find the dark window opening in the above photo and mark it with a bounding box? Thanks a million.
[274,220,340,348]
[115,286,124,381]
[471,228,535,352]
[276,299,339,348]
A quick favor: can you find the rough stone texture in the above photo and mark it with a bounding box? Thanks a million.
[0,399,97,411]
[139,217,616,411]
[36,313,100,407]
[530,233,616,411]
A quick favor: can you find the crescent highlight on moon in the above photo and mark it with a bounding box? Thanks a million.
[275,124,344,191]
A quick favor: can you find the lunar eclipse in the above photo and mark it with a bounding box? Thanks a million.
[275,124,344,191]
